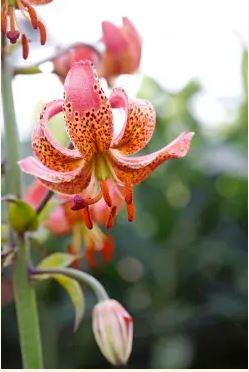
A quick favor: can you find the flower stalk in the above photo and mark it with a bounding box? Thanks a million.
[30,266,109,302]
[2,57,43,368]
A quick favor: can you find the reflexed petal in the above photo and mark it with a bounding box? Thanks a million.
[18,156,92,194]
[63,61,113,161]
[109,132,194,184]
[109,87,129,146]
[111,98,156,154]
[28,0,53,4]
[32,99,82,171]
[122,17,141,68]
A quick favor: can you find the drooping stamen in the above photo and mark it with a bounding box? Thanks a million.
[102,236,114,264]
[82,206,93,230]
[85,243,96,268]
[37,20,46,45]
[67,245,80,269]
[71,192,102,211]
[124,183,133,205]
[26,4,38,29]
[6,6,20,43]
[1,9,7,34]
[100,180,112,207]
[106,206,117,229]
[127,201,135,222]
[21,34,29,59]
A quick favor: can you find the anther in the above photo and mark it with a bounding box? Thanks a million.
[127,202,135,222]
[22,34,29,59]
[27,5,38,29]
[82,206,93,230]
[37,20,46,45]
[106,206,117,229]
[100,180,112,207]
[124,183,133,204]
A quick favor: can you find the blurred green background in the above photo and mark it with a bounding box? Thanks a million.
[2,50,248,369]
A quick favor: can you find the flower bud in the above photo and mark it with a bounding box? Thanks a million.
[92,299,133,366]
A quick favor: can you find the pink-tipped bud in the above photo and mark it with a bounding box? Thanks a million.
[92,299,133,366]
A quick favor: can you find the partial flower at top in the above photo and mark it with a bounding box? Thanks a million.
[19,61,194,229]
[53,43,101,84]
[99,17,142,79]
[1,0,53,59]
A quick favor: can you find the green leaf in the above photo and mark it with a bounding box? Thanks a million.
[7,198,39,233]
[37,253,76,279]
[53,274,85,331]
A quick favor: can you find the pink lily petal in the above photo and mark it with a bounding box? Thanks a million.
[109,132,194,184]
[24,180,49,209]
[111,98,156,155]
[63,61,113,161]
[46,204,72,235]
[100,17,141,78]
[53,44,100,84]
[32,99,82,171]
[109,87,129,146]
[18,156,92,194]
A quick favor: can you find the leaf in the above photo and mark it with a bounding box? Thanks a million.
[37,253,76,279]
[53,274,85,331]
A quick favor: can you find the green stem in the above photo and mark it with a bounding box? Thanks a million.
[2,60,44,368]
[13,236,43,368]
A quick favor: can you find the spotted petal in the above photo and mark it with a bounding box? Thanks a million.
[63,61,113,161]
[109,132,194,185]
[111,98,156,154]
[32,99,82,171]
[18,156,92,195]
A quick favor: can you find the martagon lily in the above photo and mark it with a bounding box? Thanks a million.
[18,60,194,228]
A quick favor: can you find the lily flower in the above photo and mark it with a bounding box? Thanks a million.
[1,0,52,59]
[100,17,142,78]
[92,299,133,365]
[19,60,194,228]
[53,43,101,84]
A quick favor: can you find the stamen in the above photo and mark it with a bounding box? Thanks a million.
[102,236,114,264]
[1,9,7,34]
[82,206,93,230]
[6,30,20,43]
[127,201,135,222]
[106,206,117,229]
[124,183,133,204]
[71,192,102,211]
[37,20,46,45]
[67,245,80,269]
[26,4,38,29]
[100,180,112,207]
[85,243,96,268]
[71,195,86,211]
[21,34,29,59]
